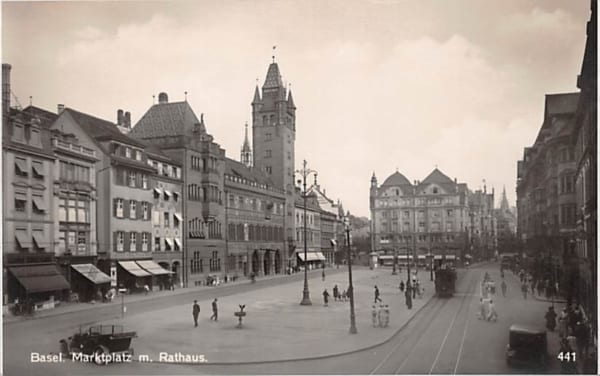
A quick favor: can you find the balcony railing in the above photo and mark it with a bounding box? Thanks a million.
[53,139,96,158]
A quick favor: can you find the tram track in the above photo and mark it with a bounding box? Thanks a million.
[368,269,480,375]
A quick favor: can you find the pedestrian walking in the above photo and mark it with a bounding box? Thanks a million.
[192,300,200,327]
[322,289,330,306]
[575,321,589,359]
[372,305,378,327]
[341,290,347,302]
[322,269,326,281]
[210,298,218,321]
[374,285,382,303]
[501,280,507,297]
[381,305,390,327]
[558,308,568,338]
[487,299,498,322]
[333,285,339,302]
[545,306,557,331]
[399,280,405,293]
[144,284,150,295]
[478,298,486,320]
[521,283,528,299]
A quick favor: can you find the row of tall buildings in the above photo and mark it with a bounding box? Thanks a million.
[369,168,507,263]
[2,60,347,306]
[516,2,596,332]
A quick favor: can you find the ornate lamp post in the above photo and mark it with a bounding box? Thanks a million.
[344,211,357,334]
[296,159,317,306]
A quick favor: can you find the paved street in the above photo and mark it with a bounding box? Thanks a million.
[4,263,572,375]
[3,266,435,376]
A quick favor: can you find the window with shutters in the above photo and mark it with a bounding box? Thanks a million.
[15,192,27,212]
[125,147,131,158]
[129,232,136,252]
[116,232,124,251]
[142,174,148,189]
[164,212,170,227]
[142,202,149,220]
[154,236,161,251]
[153,211,160,226]
[142,233,149,251]
[129,200,136,219]
[116,199,124,218]
[128,171,136,187]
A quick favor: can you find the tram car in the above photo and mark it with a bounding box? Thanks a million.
[434,264,456,297]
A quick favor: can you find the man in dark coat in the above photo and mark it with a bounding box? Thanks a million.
[192,300,200,327]
[210,298,218,321]
[374,285,382,303]
[322,289,330,306]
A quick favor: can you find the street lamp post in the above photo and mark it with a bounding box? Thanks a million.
[392,245,398,275]
[344,212,357,334]
[405,236,412,309]
[296,159,317,306]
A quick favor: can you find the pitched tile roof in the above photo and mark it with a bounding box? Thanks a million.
[130,101,202,139]
[23,106,58,128]
[381,171,412,186]
[64,108,146,148]
[224,157,274,188]
[419,168,457,193]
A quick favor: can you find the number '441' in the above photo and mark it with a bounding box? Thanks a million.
[558,352,576,362]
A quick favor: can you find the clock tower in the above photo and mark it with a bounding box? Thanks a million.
[252,60,296,249]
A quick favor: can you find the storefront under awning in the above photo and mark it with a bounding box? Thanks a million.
[71,264,111,284]
[9,264,70,293]
[297,252,326,261]
[118,261,151,277]
[136,260,173,276]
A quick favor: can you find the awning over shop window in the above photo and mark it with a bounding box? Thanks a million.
[15,230,31,249]
[136,260,173,276]
[31,164,44,177]
[9,264,70,293]
[118,261,151,277]
[32,197,47,212]
[297,252,326,261]
[32,232,47,249]
[71,264,111,284]
[14,159,27,174]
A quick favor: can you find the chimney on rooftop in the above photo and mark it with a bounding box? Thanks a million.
[57,104,65,114]
[124,111,131,128]
[158,92,168,104]
[117,109,124,125]
[2,63,11,119]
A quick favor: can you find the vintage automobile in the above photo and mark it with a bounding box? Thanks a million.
[505,324,548,369]
[59,324,137,365]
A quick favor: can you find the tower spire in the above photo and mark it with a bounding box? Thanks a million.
[241,121,252,168]
[501,185,510,211]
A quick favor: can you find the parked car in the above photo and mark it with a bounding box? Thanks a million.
[59,324,136,365]
[506,324,548,369]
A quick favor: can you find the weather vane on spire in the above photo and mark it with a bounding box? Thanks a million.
[272,45,276,63]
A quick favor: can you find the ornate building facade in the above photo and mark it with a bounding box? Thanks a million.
[370,168,475,262]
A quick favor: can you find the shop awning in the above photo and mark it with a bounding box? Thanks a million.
[118,261,151,277]
[71,264,111,284]
[32,164,44,177]
[32,197,47,212]
[9,264,70,293]
[297,252,326,261]
[15,230,31,249]
[32,232,47,249]
[14,159,27,174]
[136,260,173,276]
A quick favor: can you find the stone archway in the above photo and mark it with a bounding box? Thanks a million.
[263,251,272,276]
[274,250,281,274]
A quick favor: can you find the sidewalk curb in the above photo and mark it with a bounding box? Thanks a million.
[137,292,436,366]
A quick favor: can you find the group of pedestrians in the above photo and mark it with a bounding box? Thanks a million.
[191,298,219,327]
[329,284,352,304]
[478,272,499,321]
[371,303,390,328]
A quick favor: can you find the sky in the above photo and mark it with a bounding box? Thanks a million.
[2,0,591,217]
